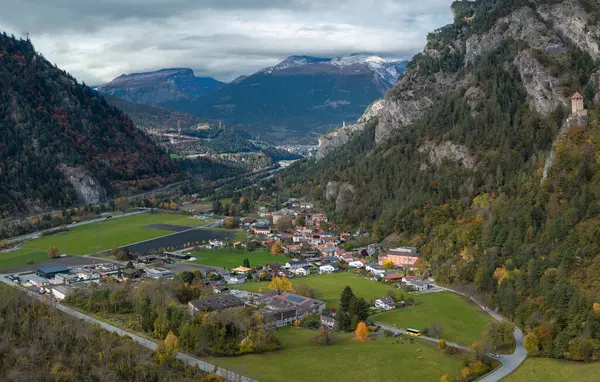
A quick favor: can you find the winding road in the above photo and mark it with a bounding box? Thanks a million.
[374,285,527,382]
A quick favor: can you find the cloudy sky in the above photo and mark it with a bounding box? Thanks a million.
[0,0,453,85]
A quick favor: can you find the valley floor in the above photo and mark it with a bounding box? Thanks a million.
[207,326,466,382]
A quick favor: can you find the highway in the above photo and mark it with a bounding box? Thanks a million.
[0,275,256,382]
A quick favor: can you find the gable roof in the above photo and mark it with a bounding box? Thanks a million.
[572,92,583,99]
[189,295,245,311]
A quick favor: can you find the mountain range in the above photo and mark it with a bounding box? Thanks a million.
[279,0,600,362]
[98,55,408,143]
[97,68,224,105]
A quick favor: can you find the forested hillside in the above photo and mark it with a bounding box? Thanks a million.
[0,34,180,217]
[0,285,212,381]
[278,0,600,361]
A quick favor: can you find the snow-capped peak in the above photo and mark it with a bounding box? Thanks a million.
[329,54,387,67]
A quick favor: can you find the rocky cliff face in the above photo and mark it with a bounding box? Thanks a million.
[324,0,599,148]
[325,181,355,213]
[418,140,475,170]
[58,165,107,204]
[316,99,385,160]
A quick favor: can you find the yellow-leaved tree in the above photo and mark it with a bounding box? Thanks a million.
[269,276,293,291]
[382,259,395,269]
[271,241,282,255]
[48,246,59,259]
[354,321,369,341]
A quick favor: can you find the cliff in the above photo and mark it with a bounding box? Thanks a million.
[321,0,600,148]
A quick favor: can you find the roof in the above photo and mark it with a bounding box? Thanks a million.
[189,295,245,311]
[572,92,583,99]
[378,296,395,304]
[384,273,404,280]
[36,265,71,274]
[232,266,253,272]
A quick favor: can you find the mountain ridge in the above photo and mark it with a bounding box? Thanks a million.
[0,33,180,217]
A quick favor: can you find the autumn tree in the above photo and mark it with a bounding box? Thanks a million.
[271,241,282,255]
[438,339,447,350]
[269,276,293,291]
[313,327,334,346]
[48,246,59,259]
[354,321,369,341]
[223,217,239,229]
[156,331,179,365]
[382,259,395,270]
[440,375,452,382]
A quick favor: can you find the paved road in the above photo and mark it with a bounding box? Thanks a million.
[0,275,256,382]
[433,285,527,382]
[4,209,150,245]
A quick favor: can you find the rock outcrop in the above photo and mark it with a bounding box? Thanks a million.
[316,99,384,160]
[418,141,475,169]
[325,181,355,212]
[58,165,107,204]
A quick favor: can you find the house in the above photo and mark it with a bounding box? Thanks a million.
[292,233,306,243]
[374,296,396,310]
[294,266,311,276]
[232,266,253,273]
[260,308,298,327]
[51,285,74,301]
[340,232,351,240]
[253,225,271,235]
[378,247,420,269]
[384,273,404,282]
[310,213,327,227]
[213,286,229,294]
[311,234,323,245]
[256,291,326,318]
[286,260,310,269]
[188,295,245,315]
[402,276,418,283]
[321,256,337,263]
[366,263,385,275]
[233,242,246,248]
[406,280,433,291]
[348,260,365,268]
[339,253,354,263]
[265,263,282,271]
[319,263,339,274]
[284,244,302,254]
[225,275,247,285]
[121,268,144,280]
[300,202,314,210]
[320,315,336,329]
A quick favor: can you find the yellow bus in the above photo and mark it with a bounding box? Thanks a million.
[406,328,421,336]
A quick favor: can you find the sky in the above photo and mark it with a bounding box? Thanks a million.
[0,0,453,85]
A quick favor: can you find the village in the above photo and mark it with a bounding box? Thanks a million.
[6,197,437,331]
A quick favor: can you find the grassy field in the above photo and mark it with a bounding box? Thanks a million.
[208,327,465,382]
[0,213,224,269]
[236,273,399,308]
[372,292,492,345]
[504,358,600,382]
[191,248,289,269]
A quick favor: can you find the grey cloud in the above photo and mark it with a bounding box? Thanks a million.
[0,0,453,83]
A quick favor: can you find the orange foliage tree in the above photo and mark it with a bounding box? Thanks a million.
[354,321,369,341]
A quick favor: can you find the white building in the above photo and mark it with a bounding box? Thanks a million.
[406,280,433,292]
[144,267,173,279]
[374,296,396,310]
[52,285,74,301]
[348,260,365,268]
[293,266,310,276]
[319,264,339,274]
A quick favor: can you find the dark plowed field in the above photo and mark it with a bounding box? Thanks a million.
[142,224,193,232]
[124,229,235,254]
